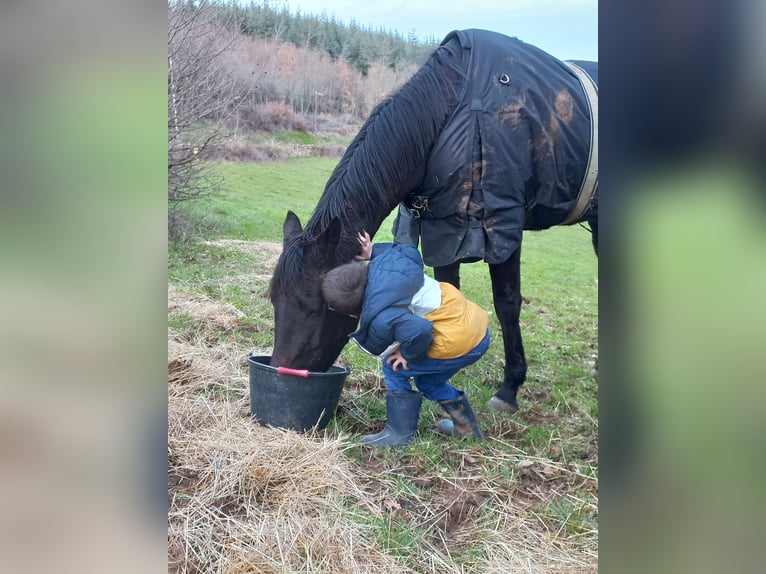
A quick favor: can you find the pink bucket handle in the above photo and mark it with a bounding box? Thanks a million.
[277,366,309,378]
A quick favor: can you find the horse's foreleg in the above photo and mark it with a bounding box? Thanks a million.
[488,248,526,413]
[434,262,461,289]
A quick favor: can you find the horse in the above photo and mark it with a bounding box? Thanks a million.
[268,29,598,413]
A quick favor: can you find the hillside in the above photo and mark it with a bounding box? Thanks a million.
[168,0,441,208]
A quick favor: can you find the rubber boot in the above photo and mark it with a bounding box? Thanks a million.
[437,391,484,440]
[361,391,422,447]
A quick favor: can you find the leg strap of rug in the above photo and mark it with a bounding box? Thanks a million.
[562,62,598,225]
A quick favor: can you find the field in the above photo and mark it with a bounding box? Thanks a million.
[168,157,599,572]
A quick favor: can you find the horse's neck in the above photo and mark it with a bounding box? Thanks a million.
[309,44,461,264]
[361,163,426,232]
[328,181,415,266]
[348,161,425,246]
[309,140,430,267]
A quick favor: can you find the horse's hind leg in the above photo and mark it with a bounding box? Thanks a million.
[586,212,598,375]
[434,261,461,289]
[587,214,598,257]
[488,248,526,413]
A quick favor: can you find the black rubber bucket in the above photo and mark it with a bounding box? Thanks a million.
[247,354,349,432]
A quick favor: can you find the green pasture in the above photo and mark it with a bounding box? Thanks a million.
[168,157,599,559]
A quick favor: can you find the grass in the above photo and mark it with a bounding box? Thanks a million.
[177,157,341,240]
[168,157,598,572]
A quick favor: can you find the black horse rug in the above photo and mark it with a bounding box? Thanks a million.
[394,29,598,267]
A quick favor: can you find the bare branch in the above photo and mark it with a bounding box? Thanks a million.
[168,0,249,205]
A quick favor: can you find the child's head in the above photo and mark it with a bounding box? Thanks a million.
[321,261,368,317]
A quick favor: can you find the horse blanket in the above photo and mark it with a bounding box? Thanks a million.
[394,29,598,267]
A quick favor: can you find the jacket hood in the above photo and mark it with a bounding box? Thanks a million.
[350,244,425,354]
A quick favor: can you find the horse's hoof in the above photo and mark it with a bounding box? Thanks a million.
[487,396,518,414]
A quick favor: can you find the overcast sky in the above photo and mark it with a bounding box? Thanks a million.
[277,0,598,61]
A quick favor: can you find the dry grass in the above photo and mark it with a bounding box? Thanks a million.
[207,134,347,162]
[168,397,406,573]
[168,284,245,332]
[202,239,283,260]
[168,239,598,573]
[169,283,408,572]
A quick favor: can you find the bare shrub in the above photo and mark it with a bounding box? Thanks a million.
[206,132,347,162]
[238,101,307,132]
[168,0,248,213]
[312,142,348,158]
[205,138,275,162]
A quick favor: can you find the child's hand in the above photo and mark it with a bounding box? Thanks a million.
[385,349,409,371]
[355,231,372,260]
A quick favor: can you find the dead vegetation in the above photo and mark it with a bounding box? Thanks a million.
[168,398,404,573]
[168,239,598,573]
[206,134,348,163]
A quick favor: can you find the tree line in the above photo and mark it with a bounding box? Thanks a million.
[213,0,439,75]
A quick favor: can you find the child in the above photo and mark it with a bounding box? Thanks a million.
[321,232,490,447]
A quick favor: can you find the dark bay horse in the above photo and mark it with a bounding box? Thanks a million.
[269,29,598,413]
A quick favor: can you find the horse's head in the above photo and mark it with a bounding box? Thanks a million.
[269,211,359,371]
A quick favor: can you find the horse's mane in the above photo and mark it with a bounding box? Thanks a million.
[270,40,466,301]
[304,42,465,238]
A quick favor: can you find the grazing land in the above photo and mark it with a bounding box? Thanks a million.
[168,156,598,573]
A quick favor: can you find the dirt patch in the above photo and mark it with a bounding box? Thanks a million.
[503,455,598,529]
[431,480,491,538]
[358,452,489,540]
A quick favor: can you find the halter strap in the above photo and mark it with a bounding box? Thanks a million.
[562,62,598,225]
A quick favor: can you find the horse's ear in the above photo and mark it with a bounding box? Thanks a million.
[283,211,303,248]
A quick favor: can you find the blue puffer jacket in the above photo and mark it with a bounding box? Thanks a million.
[349,243,434,361]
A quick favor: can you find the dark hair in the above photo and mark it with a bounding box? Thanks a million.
[321,262,368,316]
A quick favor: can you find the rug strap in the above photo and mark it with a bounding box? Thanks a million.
[562,62,598,225]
